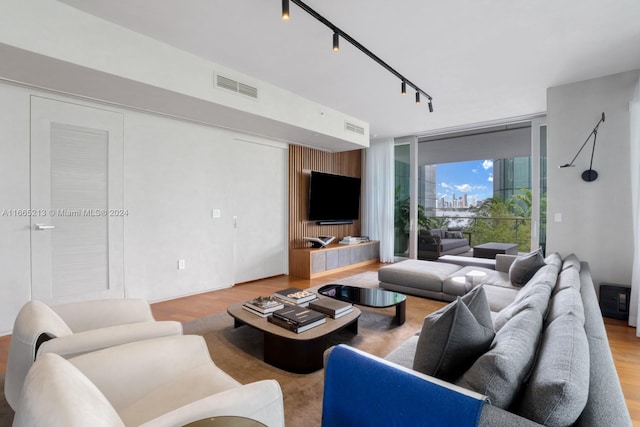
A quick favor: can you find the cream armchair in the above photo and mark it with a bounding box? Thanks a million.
[13,335,285,427]
[5,298,183,410]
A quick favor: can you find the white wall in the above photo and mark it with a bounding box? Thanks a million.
[0,84,32,333]
[0,82,288,334]
[0,0,368,151]
[547,69,640,291]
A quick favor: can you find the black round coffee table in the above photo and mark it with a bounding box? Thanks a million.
[318,284,406,325]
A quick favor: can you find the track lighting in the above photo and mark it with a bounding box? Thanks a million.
[281,0,434,113]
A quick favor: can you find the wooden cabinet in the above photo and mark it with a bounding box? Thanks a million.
[289,241,379,279]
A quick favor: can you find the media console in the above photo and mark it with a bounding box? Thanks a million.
[289,240,379,279]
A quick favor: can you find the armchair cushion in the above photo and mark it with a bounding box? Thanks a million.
[13,335,285,427]
[13,353,125,427]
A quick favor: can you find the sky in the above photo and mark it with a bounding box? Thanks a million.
[436,159,494,204]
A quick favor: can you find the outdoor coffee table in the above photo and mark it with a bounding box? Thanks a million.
[473,242,518,259]
[317,284,407,325]
[227,302,360,374]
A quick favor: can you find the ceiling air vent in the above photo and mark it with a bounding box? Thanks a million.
[345,121,365,136]
[215,73,259,99]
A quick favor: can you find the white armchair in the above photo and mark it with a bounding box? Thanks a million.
[12,335,285,427]
[4,298,183,410]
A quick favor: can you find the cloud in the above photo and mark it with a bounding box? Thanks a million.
[441,182,451,189]
[455,184,473,193]
[482,160,493,170]
[488,173,494,182]
[472,168,478,174]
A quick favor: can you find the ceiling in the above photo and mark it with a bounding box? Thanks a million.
[58,0,640,140]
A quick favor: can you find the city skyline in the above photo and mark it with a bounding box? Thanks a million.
[436,159,494,207]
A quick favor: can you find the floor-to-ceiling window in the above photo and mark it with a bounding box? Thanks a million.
[394,144,410,257]
[394,119,546,259]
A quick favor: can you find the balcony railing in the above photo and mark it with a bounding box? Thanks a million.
[424,215,534,252]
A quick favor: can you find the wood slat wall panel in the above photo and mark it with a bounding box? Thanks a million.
[289,145,363,249]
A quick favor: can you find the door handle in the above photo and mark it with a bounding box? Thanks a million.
[35,224,55,231]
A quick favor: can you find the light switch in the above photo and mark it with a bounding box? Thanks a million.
[554,213,562,223]
[211,209,221,218]
[178,259,186,270]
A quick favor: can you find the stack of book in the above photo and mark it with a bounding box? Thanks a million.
[267,305,327,333]
[308,297,354,319]
[339,236,367,245]
[242,296,285,317]
[274,287,318,307]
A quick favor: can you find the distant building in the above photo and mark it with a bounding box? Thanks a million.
[493,157,531,201]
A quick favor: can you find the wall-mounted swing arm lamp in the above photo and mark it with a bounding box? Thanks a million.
[559,112,605,182]
[281,0,434,113]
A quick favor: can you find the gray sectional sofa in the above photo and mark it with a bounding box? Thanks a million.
[340,253,631,426]
[379,254,516,303]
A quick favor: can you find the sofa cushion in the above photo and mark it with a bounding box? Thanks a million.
[553,266,581,295]
[378,260,461,293]
[547,286,585,326]
[442,266,495,297]
[544,252,562,270]
[518,313,589,426]
[457,307,543,409]
[494,283,551,331]
[482,285,519,313]
[413,286,494,381]
[430,229,445,238]
[509,249,546,286]
[440,238,470,252]
[562,254,581,272]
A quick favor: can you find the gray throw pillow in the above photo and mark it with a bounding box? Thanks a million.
[509,248,546,286]
[413,286,494,381]
[456,307,543,409]
[445,231,464,239]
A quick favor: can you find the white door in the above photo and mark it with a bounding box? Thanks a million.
[232,137,288,284]
[30,96,124,304]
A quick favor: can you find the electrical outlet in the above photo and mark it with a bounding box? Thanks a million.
[178,259,186,270]
[211,209,221,218]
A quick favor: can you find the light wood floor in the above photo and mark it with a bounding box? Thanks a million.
[1,263,639,425]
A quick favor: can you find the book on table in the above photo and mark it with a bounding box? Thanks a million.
[242,296,285,315]
[267,305,327,333]
[308,297,354,319]
[242,304,271,318]
[273,287,317,305]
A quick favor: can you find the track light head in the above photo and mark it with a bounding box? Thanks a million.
[401,81,406,96]
[282,0,290,20]
[428,100,433,113]
[333,32,339,52]
[415,91,421,104]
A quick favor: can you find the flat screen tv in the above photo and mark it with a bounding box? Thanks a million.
[308,171,361,224]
